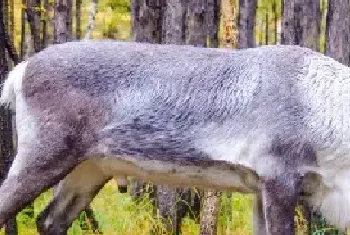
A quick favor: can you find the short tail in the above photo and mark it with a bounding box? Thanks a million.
[0,61,28,111]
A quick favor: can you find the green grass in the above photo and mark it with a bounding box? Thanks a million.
[0,180,255,235]
[6,180,343,235]
[3,180,347,235]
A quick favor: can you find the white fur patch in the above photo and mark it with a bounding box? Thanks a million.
[7,91,39,178]
[304,149,350,231]
[299,55,350,230]
[0,61,28,111]
[307,168,350,231]
[194,130,284,178]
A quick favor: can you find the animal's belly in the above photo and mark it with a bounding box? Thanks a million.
[94,156,260,193]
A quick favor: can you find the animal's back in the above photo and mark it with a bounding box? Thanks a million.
[23,40,315,125]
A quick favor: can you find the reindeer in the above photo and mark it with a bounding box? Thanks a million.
[0,40,347,235]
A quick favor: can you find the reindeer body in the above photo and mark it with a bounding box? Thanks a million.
[0,41,349,234]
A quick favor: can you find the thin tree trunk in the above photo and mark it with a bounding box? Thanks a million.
[41,0,49,48]
[265,7,268,45]
[53,0,72,44]
[8,0,14,46]
[199,190,221,235]
[66,0,72,41]
[4,33,19,65]
[20,0,26,59]
[301,0,320,51]
[76,0,82,40]
[26,0,42,52]
[3,0,18,64]
[156,185,178,233]
[281,0,321,51]
[221,0,237,48]
[281,0,298,45]
[186,0,207,47]
[0,2,17,234]
[325,0,350,66]
[273,0,277,44]
[131,0,164,43]
[206,0,220,48]
[163,0,183,44]
[84,0,98,40]
[238,0,257,48]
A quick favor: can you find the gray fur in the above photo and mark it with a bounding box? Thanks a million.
[0,40,349,234]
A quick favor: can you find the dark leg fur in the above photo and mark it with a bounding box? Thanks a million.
[253,193,267,235]
[261,139,316,235]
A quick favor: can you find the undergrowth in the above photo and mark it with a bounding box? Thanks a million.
[0,180,346,235]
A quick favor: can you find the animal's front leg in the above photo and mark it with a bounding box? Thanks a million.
[261,174,300,235]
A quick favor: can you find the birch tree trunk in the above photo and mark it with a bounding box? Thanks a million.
[84,0,98,40]
[199,190,221,235]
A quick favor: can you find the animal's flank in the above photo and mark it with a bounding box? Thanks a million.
[0,61,28,111]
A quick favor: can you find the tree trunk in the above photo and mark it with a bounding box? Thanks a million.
[20,0,26,59]
[41,0,49,48]
[162,0,184,44]
[131,0,164,43]
[3,0,18,65]
[281,0,321,51]
[26,0,42,52]
[238,0,257,48]
[186,0,206,47]
[199,190,221,235]
[206,0,220,48]
[76,0,82,40]
[84,0,98,40]
[0,2,17,234]
[53,0,72,44]
[156,185,178,233]
[221,0,237,48]
[325,0,350,66]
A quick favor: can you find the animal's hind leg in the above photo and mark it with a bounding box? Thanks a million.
[0,129,81,227]
[36,160,110,235]
[253,193,267,235]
